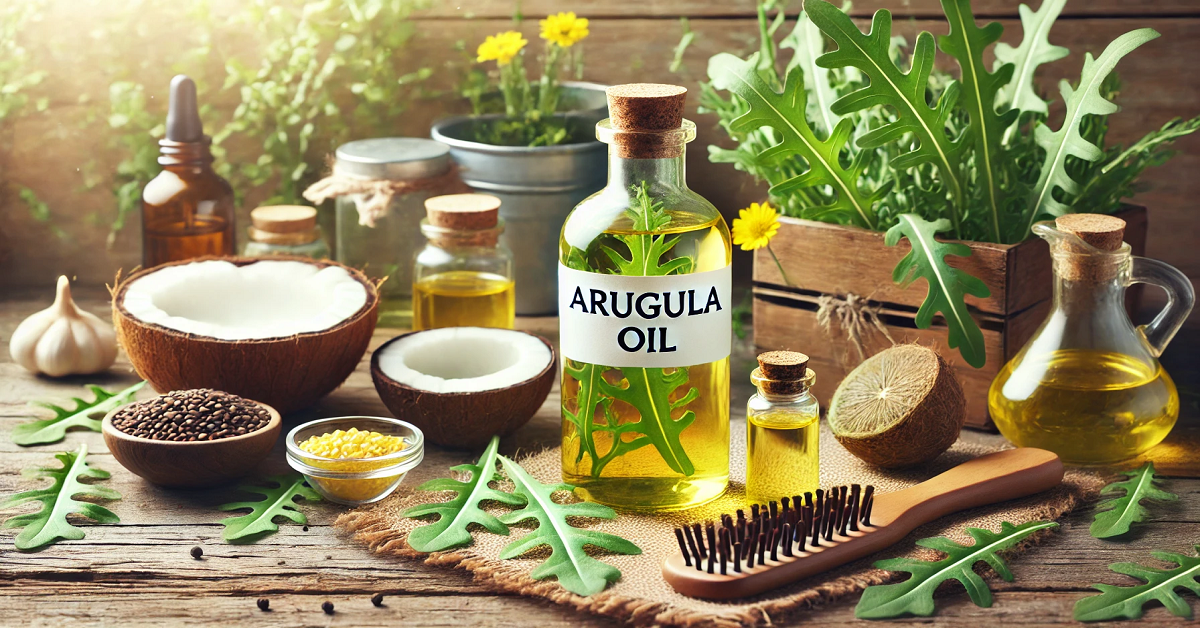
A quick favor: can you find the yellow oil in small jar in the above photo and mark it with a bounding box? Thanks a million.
[747,412,819,503]
[989,349,1178,464]
[412,270,515,331]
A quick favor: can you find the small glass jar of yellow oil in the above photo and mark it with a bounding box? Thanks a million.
[746,351,819,503]
[412,194,515,330]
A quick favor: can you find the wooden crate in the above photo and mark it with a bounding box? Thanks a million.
[752,206,1147,430]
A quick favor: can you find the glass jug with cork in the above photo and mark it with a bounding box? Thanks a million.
[989,214,1194,464]
[558,84,732,511]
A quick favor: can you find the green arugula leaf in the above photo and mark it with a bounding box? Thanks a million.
[2,444,120,551]
[708,52,888,229]
[1073,115,1200,214]
[856,520,1058,618]
[597,366,699,477]
[601,183,693,276]
[403,436,525,552]
[886,214,990,368]
[1075,545,1200,621]
[937,0,1018,243]
[1020,28,1159,240]
[805,0,967,237]
[994,0,1069,119]
[218,473,320,542]
[1090,462,1177,539]
[12,381,147,446]
[781,10,839,137]
[563,361,609,468]
[497,455,641,596]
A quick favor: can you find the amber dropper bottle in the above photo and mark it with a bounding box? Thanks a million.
[141,75,235,267]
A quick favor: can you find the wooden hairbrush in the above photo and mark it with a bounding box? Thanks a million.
[663,447,1064,599]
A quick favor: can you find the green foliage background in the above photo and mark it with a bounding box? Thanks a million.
[0,0,434,244]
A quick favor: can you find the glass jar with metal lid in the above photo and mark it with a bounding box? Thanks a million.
[307,137,461,328]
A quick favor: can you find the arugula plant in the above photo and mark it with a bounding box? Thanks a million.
[12,381,146,446]
[218,474,320,542]
[404,436,526,552]
[2,444,121,551]
[563,183,701,478]
[704,0,1199,366]
[856,520,1058,618]
[1075,545,1200,621]
[1090,462,1178,539]
[497,455,641,596]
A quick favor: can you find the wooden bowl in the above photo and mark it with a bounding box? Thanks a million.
[101,400,282,488]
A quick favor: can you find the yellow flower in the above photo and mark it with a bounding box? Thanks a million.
[731,202,781,251]
[477,31,528,66]
[539,12,589,48]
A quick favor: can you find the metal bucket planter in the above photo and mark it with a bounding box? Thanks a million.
[431,82,608,315]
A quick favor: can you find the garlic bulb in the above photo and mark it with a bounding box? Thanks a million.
[10,276,118,376]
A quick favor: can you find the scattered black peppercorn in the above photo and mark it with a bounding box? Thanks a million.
[371,593,384,607]
[190,546,203,560]
[256,598,270,611]
[322,601,335,615]
[302,525,309,531]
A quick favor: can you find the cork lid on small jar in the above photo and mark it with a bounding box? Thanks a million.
[752,351,813,396]
[604,83,690,159]
[1055,213,1126,252]
[423,193,503,247]
[248,205,319,245]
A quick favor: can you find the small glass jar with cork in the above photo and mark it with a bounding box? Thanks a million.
[746,351,819,504]
[242,205,329,259]
[412,193,515,331]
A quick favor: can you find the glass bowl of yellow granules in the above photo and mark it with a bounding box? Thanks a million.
[285,417,424,505]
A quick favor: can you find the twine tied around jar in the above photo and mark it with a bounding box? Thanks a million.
[815,292,896,364]
[302,162,468,228]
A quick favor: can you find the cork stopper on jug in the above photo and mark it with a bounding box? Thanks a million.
[605,83,688,159]
[1052,213,1128,282]
[753,351,812,397]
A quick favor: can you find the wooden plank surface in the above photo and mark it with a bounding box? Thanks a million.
[1,292,1199,626]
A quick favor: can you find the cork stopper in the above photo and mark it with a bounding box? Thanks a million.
[757,351,810,380]
[251,205,317,233]
[752,351,813,397]
[1051,214,1128,282]
[605,83,688,159]
[1055,214,1126,251]
[425,194,500,230]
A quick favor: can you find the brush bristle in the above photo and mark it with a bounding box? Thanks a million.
[673,483,876,573]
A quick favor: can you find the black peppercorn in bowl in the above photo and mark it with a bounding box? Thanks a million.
[101,388,282,488]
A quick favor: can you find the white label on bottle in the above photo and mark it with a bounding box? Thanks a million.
[558,264,732,368]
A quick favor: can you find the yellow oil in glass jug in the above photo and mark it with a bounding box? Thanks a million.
[989,214,1193,464]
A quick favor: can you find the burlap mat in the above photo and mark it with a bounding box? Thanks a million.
[337,423,1105,627]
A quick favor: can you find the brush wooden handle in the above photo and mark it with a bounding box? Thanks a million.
[662,448,1064,600]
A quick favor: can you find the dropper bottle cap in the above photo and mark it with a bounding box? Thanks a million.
[166,75,204,142]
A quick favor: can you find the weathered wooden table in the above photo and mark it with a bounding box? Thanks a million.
[2,290,1197,627]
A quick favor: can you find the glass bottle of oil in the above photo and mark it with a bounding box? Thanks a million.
[141,75,235,267]
[989,214,1194,464]
[747,352,819,503]
[558,84,732,511]
[412,194,514,330]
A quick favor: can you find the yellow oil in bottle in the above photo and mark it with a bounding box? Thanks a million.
[412,270,515,331]
[989,349,1179,464]
[746,412,820,503]
[561,217,731,511]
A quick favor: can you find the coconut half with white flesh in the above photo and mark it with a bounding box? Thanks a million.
[371,327,556,448]
[113,257,379,414]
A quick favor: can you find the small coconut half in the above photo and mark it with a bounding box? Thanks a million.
[371,327,556,448]
[113,257,378,414]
